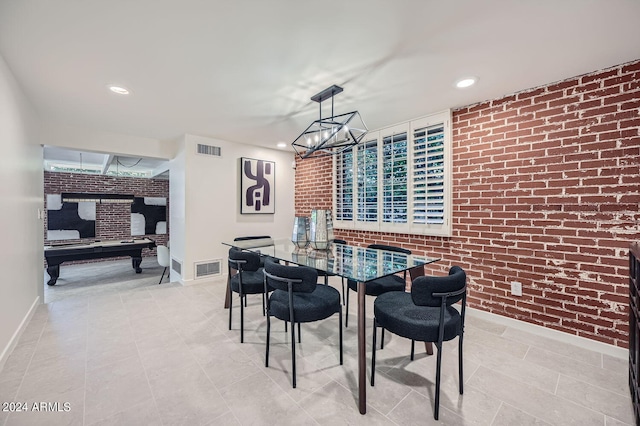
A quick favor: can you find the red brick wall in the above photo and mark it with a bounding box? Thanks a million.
[294,60,640,348]
[44,172,169,260]
[294,155,333,217]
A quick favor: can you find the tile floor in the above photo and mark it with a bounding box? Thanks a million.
[0,259,634,425]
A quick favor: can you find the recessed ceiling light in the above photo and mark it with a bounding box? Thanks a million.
[455,77,477,88]
[277,142,287,148]
[108,85,130,95]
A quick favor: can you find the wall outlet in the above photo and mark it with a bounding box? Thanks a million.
[511,281,522,296]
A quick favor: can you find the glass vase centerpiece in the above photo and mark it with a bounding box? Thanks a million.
[309,209,333,250]
[291,216,309,249]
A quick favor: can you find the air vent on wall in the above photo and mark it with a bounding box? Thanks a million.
[194,259,222,278]
[196,144,222,157]
[171,258,182,275]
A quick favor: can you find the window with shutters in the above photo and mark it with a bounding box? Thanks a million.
[334,110,451,236]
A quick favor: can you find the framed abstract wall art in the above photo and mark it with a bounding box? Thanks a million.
[131,197,167,236]
[240,157,275,214]
[46,194,96,240]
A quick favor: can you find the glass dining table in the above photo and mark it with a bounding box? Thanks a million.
[222,238,440,414]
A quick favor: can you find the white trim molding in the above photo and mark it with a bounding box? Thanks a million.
[0,296,40,373]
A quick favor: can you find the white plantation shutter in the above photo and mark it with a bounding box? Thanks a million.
[409,111,452,236]
[382,131,408,224]
[356,139,378,222]
[335,147,354,221]
[413,123,445,224]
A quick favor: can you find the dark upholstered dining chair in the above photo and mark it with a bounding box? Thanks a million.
[227,247,270,343]
[263,258,343,388]
[344,244,412,327]
[371,266,467,420]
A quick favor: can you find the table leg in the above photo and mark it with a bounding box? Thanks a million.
[46,264,59,286]
[224,273,231,309]
[357,281,366,414]
[424,342,434,355]
[132,257,142,273]
[224,267,237,309]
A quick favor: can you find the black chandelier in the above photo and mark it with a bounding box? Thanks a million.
[291,85,368,159]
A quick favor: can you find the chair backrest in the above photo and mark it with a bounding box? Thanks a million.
[411,266,466,307]
[333,239,347,245]
[157,245,170,267]
[228,247,261,272]
[264,258,317,293]
[368,244,411,255]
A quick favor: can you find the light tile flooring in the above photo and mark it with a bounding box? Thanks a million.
[0,259,633,425]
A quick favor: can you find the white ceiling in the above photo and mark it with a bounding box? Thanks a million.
[1,0,639,166]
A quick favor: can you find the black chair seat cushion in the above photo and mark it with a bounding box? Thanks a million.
[230,269,266,294]
[269,285,340,323]
[374,292,461,343]
[347,274,406,296]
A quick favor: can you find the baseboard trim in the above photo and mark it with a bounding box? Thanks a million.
[467,307,627,360]
[0,296,40,373]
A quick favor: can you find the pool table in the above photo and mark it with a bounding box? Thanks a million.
[44,238,157,286]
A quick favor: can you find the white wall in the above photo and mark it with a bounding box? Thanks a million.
[171,134,295,284]
[168,136,186,282]
[0,54,44,365]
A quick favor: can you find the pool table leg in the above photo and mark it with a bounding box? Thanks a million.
[46,264,59,286]
[132,257,142,273]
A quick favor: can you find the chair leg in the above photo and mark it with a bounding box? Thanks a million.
[158,267,167,284]
[228,287,233,331]
[324,274,328,285]
[434,341,443,420]
[381,328,385,350]
[410,340,415,361]
[298,322,301,343]
[338,306,343,365]
[371,317,377,386]
[345,286,349,327]
[341,278,346,305]
[265,312,270,367]
[459,334,464,395]
[291,319,297,388]
[240,293,244,343]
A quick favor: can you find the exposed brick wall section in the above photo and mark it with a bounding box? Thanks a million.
[294,155,333,216]
[294,60,640,348]
[44,172,169,262]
